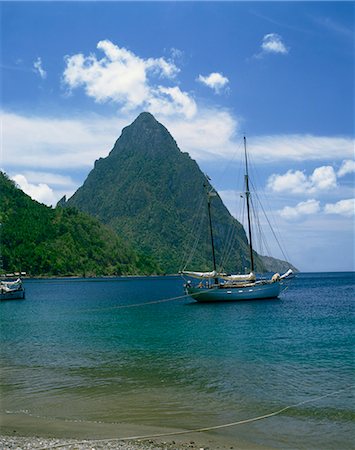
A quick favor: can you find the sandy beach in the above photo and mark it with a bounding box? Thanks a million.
[0,411,272,450]
[1,435,186,450]
[0,435,212,450]
[0,434,270,450]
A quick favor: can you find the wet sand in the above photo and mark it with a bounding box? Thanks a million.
[0,412,272,450]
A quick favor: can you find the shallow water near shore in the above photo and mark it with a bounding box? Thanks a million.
[1,273,354,448]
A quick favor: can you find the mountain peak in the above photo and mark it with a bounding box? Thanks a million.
[112,111,178,158]
[134,111,158,124]
[66,113,255,273]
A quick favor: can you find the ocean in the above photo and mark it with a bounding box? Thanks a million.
[0,273,354,449]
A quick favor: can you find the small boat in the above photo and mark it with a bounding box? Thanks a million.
[182,137,293,302]
[0,278,25,300]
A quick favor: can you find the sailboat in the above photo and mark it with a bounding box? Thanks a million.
[182,137,293,302]
[0,277,25,300]
[0,223,25,301]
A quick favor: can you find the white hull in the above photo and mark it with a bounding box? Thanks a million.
[0,279,25,301]
[186,281,280,302]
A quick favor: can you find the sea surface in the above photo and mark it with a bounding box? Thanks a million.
[0,273,354,449]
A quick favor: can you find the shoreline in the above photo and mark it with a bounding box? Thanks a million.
[16,274,180,280]
[0,434,271,450]
[0,413,272,450]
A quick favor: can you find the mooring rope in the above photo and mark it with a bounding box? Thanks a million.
[36,387,351,449]
[81,292,191,313]
[80,285,215,313]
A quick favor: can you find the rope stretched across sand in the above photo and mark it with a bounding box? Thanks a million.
[37,387,351,450]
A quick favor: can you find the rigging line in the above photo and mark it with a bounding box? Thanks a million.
[250,196,272,260]
[218,139,246,271]
[250,198,265,257]
[212,138,243,189]
[221,213,242,272]
[223,198,246,273]
[217,140,245,270]
[252,185,289,264]
[218,217,236,270]
[250,179,291,264]
[220,227,237,271]
[222,192,246,271]
[36,387,352,450]
[243,153,276,261]
[179,195,206,271]
[181,218,204,271]
[181,200,206,271]
[220,193,244,270]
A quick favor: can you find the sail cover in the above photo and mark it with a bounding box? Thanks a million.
[182,271,257,281]
[219,272,256,282]
[280,269,293,279]
[182,270,218,279]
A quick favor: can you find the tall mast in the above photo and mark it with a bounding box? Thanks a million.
[204,182,218,285]
[244,136,255,273]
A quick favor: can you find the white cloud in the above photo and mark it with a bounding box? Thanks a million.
[324,198,355,217]
[197,72,229,93]
[310,166,337,191]
[164,108,238,160]
[3,110,354,180]
[181,133,353,163]
[267,170,310,194]
[279,197,354,221]
[279,199,321,221]
[12,174,55,206]
[10,172,77,207]
[267,165,337,195]
[149,86,197,119]
[1,111,131,169]
[2,109,234,172]
[338,159,355,177]
[33,57,47,79]
[250,135,354,162]
[63,40,196,119]
[261,33,289,55]
[19,171,77,188]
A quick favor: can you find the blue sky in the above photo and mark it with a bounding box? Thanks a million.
[1,1,354,272]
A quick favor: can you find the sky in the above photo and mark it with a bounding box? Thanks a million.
[1,1,354,272]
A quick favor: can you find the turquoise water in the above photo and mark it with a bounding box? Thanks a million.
[1,273,354,448]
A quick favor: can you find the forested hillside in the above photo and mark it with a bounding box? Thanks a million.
[0,172,159,276]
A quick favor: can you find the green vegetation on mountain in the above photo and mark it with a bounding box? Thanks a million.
[0,172,159,276]
[66,112,269,274]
